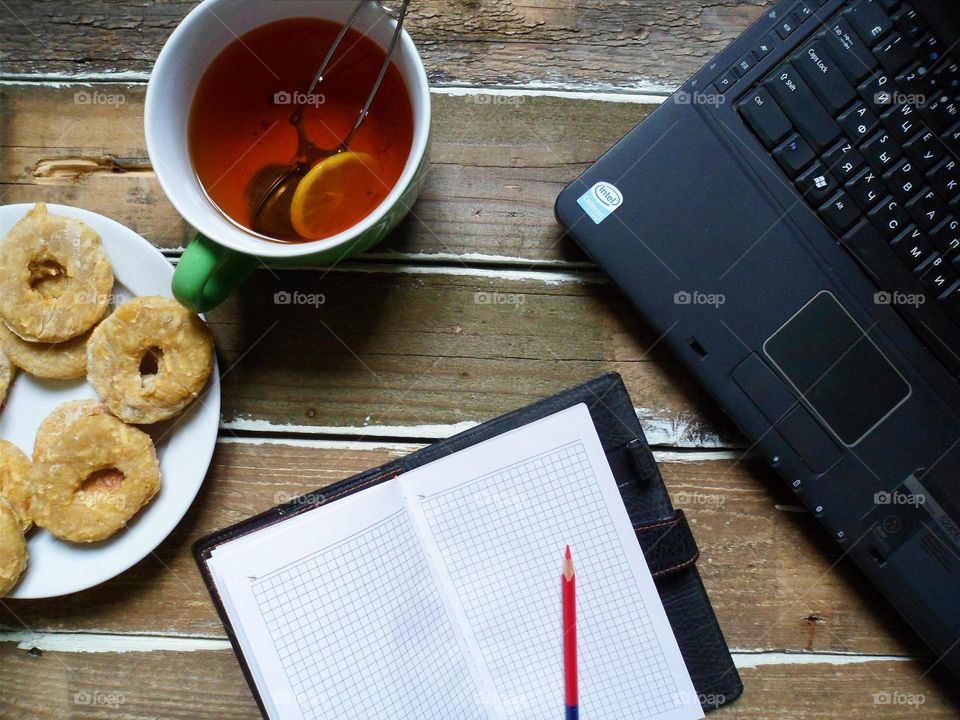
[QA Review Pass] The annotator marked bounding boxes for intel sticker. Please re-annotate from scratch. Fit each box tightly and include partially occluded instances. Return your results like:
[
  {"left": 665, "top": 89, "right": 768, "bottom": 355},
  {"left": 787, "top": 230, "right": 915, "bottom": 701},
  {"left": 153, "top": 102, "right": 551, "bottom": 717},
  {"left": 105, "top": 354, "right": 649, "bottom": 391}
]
[{"left": 577, "top": 182, "right": 623, "bottom": 224}]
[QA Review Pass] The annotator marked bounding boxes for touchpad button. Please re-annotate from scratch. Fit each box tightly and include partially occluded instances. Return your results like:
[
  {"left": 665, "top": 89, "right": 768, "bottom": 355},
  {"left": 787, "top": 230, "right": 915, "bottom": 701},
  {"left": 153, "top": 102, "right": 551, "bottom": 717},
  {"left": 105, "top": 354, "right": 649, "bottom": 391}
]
[{"left": 764, "top": 291, "right": 911, "bottom": 446}]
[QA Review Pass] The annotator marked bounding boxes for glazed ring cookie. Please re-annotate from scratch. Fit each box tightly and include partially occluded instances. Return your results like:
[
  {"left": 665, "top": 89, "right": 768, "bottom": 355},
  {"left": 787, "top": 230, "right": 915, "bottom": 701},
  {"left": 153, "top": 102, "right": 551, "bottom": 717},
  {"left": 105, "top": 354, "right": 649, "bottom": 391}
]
[
  {"left": 30, "top": 413, "right": 160, "bottom": 543},
  {"left": 0, "top": 321, "right": 91, "bottom": 380},
  {"left": 0, "top": 497, "right": 28, "bottom": 596},
  {"left": 0, "top": 441, "right": 33, "bottom": 532},
  {"left": 87, "top": 296, "right": 214, "bottom": 424},
  {"left": 32, "top": 399, "right": 110, "bottom": 462},
  {"left": 0, "top": 344, "right": 13, "bottom": 406},
  {"left": 0, "top": 203, "right": 113, "bottom": 343}
]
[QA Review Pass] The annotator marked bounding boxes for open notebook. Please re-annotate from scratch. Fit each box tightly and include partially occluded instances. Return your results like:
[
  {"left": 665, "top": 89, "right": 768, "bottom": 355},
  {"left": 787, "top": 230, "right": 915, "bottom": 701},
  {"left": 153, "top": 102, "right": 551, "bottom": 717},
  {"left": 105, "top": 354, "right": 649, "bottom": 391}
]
[{"left": 206, "top": 404, "right": 704, "bottom": 720}]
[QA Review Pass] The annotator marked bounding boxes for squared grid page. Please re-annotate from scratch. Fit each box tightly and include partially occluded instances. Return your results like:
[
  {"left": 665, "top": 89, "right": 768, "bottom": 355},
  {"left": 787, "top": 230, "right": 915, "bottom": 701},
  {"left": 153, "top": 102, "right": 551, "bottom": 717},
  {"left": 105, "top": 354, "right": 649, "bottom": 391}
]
[
  {"left": 401, "top": 404, "right": 703, "bottom": 720},
  {"left": 207, "top": 481, "right": 492, "bottom": 720}
]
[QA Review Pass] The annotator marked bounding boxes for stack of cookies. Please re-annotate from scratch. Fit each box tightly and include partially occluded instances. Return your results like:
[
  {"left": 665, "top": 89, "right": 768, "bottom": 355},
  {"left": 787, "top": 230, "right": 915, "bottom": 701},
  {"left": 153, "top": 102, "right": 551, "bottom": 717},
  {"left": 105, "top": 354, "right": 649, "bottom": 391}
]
[{"left": 0, "top": 203, "right": 216, "bottom": 596}]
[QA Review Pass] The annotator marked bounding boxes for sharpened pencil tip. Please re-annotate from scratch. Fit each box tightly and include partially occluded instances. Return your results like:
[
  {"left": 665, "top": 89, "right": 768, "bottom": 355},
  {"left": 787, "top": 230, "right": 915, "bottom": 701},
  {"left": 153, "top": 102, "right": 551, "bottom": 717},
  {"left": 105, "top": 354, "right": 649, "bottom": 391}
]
[{"left": 565, "top": 545, "right": 571, "bottom": 559}]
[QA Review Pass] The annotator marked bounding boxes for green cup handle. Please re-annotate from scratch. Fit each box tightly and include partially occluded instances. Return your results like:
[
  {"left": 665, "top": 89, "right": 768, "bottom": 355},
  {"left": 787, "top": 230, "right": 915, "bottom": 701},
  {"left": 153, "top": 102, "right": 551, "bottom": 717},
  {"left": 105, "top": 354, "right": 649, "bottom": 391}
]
[{"left": 172, "top": 234, "right": 258, "bottom": 312}]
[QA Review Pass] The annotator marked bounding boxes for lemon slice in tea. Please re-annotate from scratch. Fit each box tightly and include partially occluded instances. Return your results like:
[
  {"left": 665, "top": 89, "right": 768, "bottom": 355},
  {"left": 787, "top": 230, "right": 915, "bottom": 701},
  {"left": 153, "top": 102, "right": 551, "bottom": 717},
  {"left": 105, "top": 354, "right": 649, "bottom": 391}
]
[{"left": 290, "top": 151, "right": 383, "bottom": 240}]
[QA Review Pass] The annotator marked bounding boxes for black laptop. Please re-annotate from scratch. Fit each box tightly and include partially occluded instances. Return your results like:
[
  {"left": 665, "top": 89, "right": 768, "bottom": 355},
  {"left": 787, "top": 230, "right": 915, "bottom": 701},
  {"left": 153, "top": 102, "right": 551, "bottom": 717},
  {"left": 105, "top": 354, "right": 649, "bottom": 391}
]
[{"left": 555, "top": 0, "right": 960, "bottom": 678}]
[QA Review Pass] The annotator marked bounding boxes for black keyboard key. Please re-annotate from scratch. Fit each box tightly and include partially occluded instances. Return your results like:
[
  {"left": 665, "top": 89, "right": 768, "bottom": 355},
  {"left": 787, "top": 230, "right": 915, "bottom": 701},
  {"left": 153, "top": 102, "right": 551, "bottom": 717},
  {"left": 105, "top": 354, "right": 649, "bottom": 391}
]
[
  {"left": 927, "top": 159, "right": 960, "bottom": 202},
  {"left": 820, "top": 191, "right": 860, "bottom": 233},
  {"left": 777, "top": 12, "right": 801, "bottom": 39},
  {"left": 914, "top": 33, "right": 943, "bottom": 66},
  {"left": 906, "top": 188, "right": 949, "bottom": 230},
  {"left": 738, "top": 88, "right": 793, "bottom": 148},
  {"left": 892, "top": 5, "right": 925, "bottom": 42},
  {"left": 861, "top": 130, "right": 902, "bottom": 171},
  {"left": 880, "top": 102, "right": 920, "bottom": 142},
  {"left": 755, "top": 35, "right": 777, "bottom": 59},
  {"left": 797, "top": 162, "right": 837, "bottom": 201},
  {"left": 795, "top": 1, "right": 818, "bottom": 22},
  {"left": 733, "top": 52, "right": 756, "bottom": 78},
  {"left": 766, "top": 67, "right": 841, "bottom": 151},
  {"left": 838, "top": 101, "right": 879, "bottom": 143},
  {"left": 920, "top": 257, "right": 958, "bottom": 297},
  {"left": 903, "top": 130, "right": 940, "bottom": 171},
  {"left": 793, "top": 40, "right": 857, "bottom": 114},
  {"left": 874, "top": 33, "right": 916, "bottom": 75},
  {"left": 846, "top": 167, "right": 885, "bottom": 210},
  {"left": 869, "top": 195, "right": 911, "bottom": 237},
  {"left": 892, "top": 224, "right": 938, "bottom": 270},
  {"left": 883, "top": 159, "right": 924, "bottom": 202},
  {"left": 846, "top": 0, "right": 894, "bottom": 44},
  {"left": 822, "top": 17, "right": 880, "bottom": 83},
  {"left": 824, "top": 139, "right": 866, "bottom": 182},
  {"left": 896, "top": 62, "right": 933, "bottom": 98},
  {"left": 931, "top": 217, "right": 960, "bottom": 255},
  {"left": 921, "top": 93, "right": 960, "bottom": 135},
  {"left": 858, "top": 71, "right": 895, "bottom": 114},
  {"left": 943, "top": 121, "right": 960, "bottom": 154},
  {"left": 774, "top": 134, "right": 816, "bottom": 177},
  {"left": 713, "top": 69, "right": 738, "bottom": 94},
  {"left": 935, "top": 59, "right": 960, "bottom": 95}
]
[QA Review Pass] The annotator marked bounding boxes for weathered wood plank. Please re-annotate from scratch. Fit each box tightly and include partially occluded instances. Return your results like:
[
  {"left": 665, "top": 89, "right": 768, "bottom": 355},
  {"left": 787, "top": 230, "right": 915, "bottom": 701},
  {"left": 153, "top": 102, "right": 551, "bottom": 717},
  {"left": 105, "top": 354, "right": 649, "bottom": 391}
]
[
  {"left": 0, "top": 82, "right": 651, "bottom": 263},
  {"left": 2, "top": 643, "right": 955, "bottom": 719},
  {"left": 0, "top": 1, "right": 770, "bottom": 91},
  {"left": 0, "top": 441, "right": 927, "bottom": 657},
  {"left": 203, "top": 266, "right": 738, "bottom": 446}
]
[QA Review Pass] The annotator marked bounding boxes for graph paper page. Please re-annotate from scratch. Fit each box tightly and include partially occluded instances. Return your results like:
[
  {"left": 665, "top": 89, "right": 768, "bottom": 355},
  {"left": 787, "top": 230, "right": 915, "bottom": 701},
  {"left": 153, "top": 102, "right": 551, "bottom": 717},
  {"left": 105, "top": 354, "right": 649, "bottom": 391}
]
[
  {"left": 401, "top": 404, "right": 704, "bottom": 720},
  {"left": 207, "top": 480, "right": 494, "bottom": 720}
]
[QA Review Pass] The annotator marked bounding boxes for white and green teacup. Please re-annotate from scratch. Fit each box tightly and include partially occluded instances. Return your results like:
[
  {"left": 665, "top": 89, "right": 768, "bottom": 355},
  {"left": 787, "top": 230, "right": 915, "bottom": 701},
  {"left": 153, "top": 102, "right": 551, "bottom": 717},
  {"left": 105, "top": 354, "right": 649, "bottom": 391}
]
[{"left": 145, "top": 0, "right": 431, "bottom": 312}]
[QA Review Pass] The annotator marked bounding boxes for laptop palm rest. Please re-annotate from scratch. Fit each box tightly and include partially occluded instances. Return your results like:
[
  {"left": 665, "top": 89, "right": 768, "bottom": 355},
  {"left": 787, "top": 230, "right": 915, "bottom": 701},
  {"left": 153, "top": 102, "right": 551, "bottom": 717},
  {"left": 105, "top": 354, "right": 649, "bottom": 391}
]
[{"left": 763, "top": 291, "right": 912, "bottom": 447}]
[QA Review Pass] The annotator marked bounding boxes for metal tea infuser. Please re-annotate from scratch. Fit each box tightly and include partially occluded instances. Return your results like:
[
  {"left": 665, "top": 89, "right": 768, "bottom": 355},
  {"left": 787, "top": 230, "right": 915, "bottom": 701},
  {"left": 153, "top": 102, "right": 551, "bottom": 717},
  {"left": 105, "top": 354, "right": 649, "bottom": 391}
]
[{"left": 247, "top": 0, "right": 411, "bottom": 238}]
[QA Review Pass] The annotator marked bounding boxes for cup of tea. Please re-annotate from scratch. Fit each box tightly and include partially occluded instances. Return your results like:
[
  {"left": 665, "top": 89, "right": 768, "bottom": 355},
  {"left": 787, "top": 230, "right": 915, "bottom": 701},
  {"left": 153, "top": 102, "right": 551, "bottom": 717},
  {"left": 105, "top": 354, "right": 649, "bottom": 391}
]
[{"left": 145, "top": 0, "right": 431, "bottom": 311}]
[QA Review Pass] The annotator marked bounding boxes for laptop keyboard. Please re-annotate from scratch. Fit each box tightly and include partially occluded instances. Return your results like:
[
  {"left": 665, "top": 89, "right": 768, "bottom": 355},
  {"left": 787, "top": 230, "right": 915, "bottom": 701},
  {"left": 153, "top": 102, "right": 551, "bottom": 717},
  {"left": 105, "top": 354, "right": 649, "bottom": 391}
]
[{"left": 736, "top": 0, "right": 960, "bottom": 372}]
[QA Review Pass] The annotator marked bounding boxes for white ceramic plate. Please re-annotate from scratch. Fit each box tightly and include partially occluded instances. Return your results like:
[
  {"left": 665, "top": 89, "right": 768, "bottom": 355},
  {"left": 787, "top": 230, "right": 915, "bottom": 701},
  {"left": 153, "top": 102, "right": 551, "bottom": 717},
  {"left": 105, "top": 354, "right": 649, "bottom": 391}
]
[{"left": 0, "top": 203, "right": 221, "bottom": 599}]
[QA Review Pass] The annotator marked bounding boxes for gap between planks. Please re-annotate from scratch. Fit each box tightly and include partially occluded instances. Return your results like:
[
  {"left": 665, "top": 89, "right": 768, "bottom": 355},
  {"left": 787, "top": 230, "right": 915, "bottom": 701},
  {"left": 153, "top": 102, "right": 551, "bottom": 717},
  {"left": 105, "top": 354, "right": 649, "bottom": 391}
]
[
  {"left": 0, "top": 632, "right": 913, "bottom": 667},
  {"left": 0, "top": 75, "right": 674, "bottom": 102}
]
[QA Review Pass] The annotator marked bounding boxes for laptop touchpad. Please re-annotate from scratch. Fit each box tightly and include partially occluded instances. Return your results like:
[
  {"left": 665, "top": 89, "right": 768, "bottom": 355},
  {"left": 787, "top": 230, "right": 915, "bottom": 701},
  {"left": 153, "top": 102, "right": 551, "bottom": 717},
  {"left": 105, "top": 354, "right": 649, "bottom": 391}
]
[{"left": 764, "top": 291, "right": 911, "bottom": 447}]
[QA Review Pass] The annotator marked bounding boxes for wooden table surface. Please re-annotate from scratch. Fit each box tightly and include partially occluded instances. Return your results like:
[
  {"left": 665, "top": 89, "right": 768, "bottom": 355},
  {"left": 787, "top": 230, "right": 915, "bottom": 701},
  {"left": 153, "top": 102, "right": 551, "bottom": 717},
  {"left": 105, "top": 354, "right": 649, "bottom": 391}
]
[{"left": 1, "top": 2, "right": 958, "bottom": 718}]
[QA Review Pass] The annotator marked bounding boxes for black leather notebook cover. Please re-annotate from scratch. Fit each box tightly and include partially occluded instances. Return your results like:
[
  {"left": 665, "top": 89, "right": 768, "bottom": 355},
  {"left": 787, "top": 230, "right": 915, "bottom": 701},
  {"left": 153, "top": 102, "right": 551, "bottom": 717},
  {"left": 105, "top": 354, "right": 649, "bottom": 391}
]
[{"left": 195, "top": 372, "right": 743, "bottom": 716}]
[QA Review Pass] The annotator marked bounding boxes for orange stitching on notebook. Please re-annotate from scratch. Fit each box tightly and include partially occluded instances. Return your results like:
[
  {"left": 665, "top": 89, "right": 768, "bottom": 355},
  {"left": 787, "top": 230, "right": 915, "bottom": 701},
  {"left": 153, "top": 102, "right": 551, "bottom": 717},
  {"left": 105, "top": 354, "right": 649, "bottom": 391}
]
[
  {"left": 651, "top": 551, "right": 700, "bottom": 578},
  {"left": 634, "top": 513, "right": 684, "bottom": 532}
]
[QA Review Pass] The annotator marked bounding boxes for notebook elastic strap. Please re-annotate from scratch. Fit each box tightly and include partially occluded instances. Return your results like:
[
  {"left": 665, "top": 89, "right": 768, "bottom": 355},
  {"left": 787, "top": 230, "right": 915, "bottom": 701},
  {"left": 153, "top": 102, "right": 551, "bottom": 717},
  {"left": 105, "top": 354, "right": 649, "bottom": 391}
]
[{"left": 634, "top": 510, "right": 700, "bottom": 578}]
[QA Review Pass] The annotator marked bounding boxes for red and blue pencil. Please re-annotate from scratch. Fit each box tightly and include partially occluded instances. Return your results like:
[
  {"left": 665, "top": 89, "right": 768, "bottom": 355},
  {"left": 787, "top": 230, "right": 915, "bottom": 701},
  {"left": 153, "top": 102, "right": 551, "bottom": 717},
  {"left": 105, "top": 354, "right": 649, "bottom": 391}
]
[{"left": 563, "top": 545, "right": 578, "bottom": 720}]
